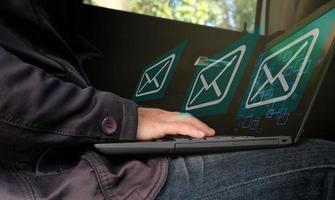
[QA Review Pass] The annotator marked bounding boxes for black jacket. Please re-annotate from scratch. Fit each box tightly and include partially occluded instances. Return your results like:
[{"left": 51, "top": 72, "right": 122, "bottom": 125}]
[{"left": 0, "top": 0, "right": 167, "bottom": 199}]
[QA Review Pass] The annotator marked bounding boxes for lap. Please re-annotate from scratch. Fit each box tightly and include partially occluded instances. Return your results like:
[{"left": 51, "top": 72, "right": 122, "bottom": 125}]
[{"left": 156, "top": 139, "right": 335, "bottom": 200}]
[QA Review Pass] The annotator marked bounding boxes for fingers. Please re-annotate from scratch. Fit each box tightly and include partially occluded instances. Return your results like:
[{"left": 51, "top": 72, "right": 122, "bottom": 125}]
[
  {"left": 171, "top": 112, "right": 215, "bottom": 136},
  {"left": 137, "top": 108, "right": 215, "bottom": 140},
  {"left": 165, "top": 121, "right": 214, "bottom": 138},
  {"left": 181, "top": 114, "right": 215, "bottom": 136}
]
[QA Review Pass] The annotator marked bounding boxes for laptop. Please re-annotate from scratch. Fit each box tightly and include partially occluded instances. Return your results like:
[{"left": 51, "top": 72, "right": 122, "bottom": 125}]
[{"left": 94, "top": 2, "right": 335, "bottom": 155}]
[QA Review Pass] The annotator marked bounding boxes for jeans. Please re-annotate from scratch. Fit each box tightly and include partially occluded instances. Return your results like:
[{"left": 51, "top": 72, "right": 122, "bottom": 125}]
[{"left": 156, "top": 139, "right": 335, "bottom": 200}]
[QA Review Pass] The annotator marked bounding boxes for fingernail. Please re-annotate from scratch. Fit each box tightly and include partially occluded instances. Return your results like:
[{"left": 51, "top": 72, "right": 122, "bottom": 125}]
[{"left": 210, "top": 128, "right": 215, "bottom": 134}]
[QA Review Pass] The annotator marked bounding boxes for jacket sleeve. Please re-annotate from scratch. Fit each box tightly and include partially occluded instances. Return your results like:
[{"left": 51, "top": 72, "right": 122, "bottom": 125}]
[{"left": 0, "top": 46, "right": 138, "bottom": 146}]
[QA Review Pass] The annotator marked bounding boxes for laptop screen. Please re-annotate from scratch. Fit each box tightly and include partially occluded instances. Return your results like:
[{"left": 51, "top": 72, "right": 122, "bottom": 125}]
[
  {"left": 224, "top": 5, "right": 335, "bottom": 140},
  {"left": 127, "top": 2, "right": 335, "bottom": 140}
]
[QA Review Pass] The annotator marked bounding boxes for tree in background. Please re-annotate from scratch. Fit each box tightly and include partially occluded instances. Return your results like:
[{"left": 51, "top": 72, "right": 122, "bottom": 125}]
[
  {"left": 83, "top": 0, "right": 91, "bottom": 5},
  {"left": 232, "top": 0, "right": 257, "bottom": 32},
  {"left": 129, "top": 0, "right": 257, "bottom": 32},
  {"left": 84, "top": 0, "right": 257, "bottom": 32}
]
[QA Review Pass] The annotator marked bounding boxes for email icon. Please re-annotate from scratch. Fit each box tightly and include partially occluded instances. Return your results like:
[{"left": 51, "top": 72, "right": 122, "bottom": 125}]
[
  {"left": 135, "top": 54, "right": 175, "bottom": 97},
  {"left": 133, "top": 41, "right": 187, "bottom": 102},
  {"left": 245, "top": 29, "right": 319, "bottom": 109},
  {"left": 185, "top": 45, "right": 246, "bottom": 111}
]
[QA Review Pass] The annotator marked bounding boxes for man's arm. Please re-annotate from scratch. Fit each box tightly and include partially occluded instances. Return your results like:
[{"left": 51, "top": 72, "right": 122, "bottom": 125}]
[
  {"left": 0, "top": 46, "right": 214, "bottom": 146},
  {"left": 0, "top": 46, "right": 139, "bottom": 145}
]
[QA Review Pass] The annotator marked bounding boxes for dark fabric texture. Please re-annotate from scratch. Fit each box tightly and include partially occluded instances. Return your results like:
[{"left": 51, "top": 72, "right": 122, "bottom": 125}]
[
  {"left": 0, "top": 45, "right": 138, "bottom": 145},
  {"left": 0, "top": 145, "right": 167, "bottom": 200},
  {"left": 0, "top": 0, "right": 139, "bottom": 144},
  {"left": 0, "top": 0, "right": 168, "bottom": 199}
]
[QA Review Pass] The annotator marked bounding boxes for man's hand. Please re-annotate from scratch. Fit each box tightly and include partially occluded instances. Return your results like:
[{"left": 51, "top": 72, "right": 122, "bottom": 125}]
[{"left": 136, "top": 107, "right": 215, "bottom": 140}]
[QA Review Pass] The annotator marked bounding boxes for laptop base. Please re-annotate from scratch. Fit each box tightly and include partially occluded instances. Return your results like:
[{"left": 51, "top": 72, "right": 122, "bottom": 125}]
[{"left": 94, "top": 136, "right": 292, "bottom": 155}]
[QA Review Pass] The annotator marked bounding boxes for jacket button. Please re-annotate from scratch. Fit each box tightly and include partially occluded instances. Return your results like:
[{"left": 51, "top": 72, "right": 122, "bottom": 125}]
[{"left": 101, "top": 116, "right": 118, "bottom": 135}]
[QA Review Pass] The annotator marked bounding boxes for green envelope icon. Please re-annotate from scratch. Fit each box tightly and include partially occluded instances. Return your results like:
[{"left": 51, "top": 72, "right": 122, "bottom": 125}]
[
  {"left": 185, "top": 45, "right": 246, "bottom": 111},
  {"left": 182, "top": 32, "right": 259, "bottom": 116},
  {"left": 133, "top": 41, "right": 186, "bottom": 102},
  {"left": 135, "top": 54, "right": 175, "bottom": 97},
  {"left": 237, "top": 7, "right": 335, "bottom": 119},
  {"left": 245, "top": 29, "right": 319, "bottom": 109}
]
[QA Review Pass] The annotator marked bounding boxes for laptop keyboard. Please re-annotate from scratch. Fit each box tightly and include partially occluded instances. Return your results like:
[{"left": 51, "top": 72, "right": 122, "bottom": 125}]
[{"left": 159, "top": 135, "right": 255, "bottom": 142}]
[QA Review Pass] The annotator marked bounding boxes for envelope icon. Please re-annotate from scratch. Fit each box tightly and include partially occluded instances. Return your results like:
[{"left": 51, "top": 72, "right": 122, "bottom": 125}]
[
  {"left": 135, "top": 54, "right": 175, "bottom": 97},
  {"left": 185, "top": 45, "right": 246, "bottom": 111},
  {"left": 245, "top": 29, "right": 319, "bottom": 109}
]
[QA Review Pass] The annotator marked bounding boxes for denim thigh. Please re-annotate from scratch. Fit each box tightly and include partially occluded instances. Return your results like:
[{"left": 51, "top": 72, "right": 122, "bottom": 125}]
[{"left": 156, "top": 139, "right": 335, "bottom": 200}]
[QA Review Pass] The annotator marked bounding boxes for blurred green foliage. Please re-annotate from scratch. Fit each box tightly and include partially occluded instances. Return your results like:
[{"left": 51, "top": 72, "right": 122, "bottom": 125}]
[
  {"left": 129, "top": 0, "right": 257, "bottom": 32},
  {"left": 84, "top": 0, "right": 257, "bottom": 32},
  {"left": 83, "top": 0, "right": 91, "bottom": 5}
]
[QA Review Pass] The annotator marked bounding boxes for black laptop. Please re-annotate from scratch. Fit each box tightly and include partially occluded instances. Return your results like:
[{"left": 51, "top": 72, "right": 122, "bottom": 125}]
[{"left": 94, "top": 2, "right": 335, "bottom": 155}]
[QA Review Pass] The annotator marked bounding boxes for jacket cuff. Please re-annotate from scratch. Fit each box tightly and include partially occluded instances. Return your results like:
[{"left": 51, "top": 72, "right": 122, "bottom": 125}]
[
  {"left": 98, "top": 92, "right": 138, "bottom": 141},
  {"left": 119, "top": 97, "right": 138, "bottom": 140}
]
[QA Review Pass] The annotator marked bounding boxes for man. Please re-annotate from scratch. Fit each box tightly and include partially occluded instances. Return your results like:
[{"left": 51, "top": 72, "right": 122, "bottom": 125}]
[{"left": 0, "top": 0, "right": 334, "bottom": 200}]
